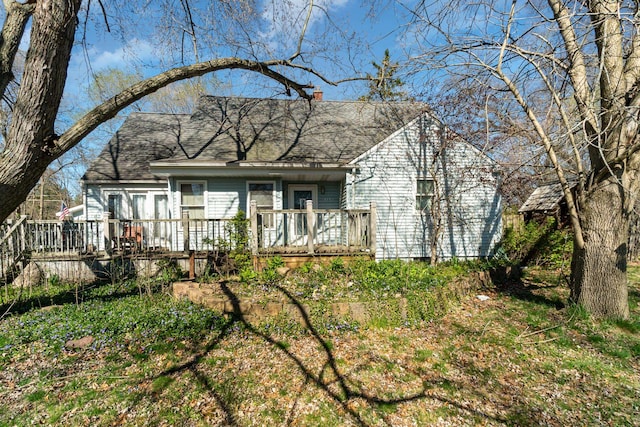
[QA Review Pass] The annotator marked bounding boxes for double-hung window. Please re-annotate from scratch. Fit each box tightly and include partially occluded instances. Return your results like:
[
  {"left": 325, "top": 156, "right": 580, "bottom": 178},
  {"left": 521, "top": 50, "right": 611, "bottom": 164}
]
[
  {"left": 248, "top": 182, "right": 275, "bottom": 228},
  {"left": 132, "top": 194, "right": 146, "bottom": 220},
  {"left": 416, "top": 178, "right": 434, "bottom": 212},
  {"left": 180, "top": 182, "right": 205, "bottom": 219},
  {"left": 107, "top": 194, "right": 122, "bottom": 219}
]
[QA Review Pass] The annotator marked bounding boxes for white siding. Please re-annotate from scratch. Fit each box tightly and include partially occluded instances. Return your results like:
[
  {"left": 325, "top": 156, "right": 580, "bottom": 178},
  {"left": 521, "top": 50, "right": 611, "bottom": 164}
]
[
  {"left": 347, "top": 115, "right": 502, "bottom": 261},
  {"left": 84, "top": 183, "right": 167, "bottom": 220},
  {"left": 209, "top": 178, "right": 244, "bottom": 218},
  {"left": 169, "top": 177, "right": 286, "bottom": 220}
]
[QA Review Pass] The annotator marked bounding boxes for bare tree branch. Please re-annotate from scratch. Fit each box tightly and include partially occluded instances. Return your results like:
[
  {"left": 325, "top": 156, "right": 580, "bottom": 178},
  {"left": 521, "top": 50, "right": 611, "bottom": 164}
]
[{"left": 55, "top": 57, "right": 320, "bottom": 156}]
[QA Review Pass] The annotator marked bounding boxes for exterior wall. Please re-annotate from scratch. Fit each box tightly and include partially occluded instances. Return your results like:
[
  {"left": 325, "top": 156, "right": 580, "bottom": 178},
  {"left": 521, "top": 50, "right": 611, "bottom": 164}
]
[
  {"left": 282, "top": 181, "right": 342, "bottom": 209},
  {"left": 346, "top": 114, "right": 502, "bottom": 261},
  {"left": 84, "top": 183, "right": 169, "bottom": 221},
  {"left": 169, "top": 177, "right": 288, "bottom": 220},
  {"left": 167, "top": 177, "right": 343, "bottom": 218}
]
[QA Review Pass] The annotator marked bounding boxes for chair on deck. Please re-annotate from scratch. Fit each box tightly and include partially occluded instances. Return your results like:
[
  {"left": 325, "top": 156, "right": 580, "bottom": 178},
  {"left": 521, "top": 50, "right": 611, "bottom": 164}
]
[{"left": 114, "top": 222, "right": 143, "bottom": 252}]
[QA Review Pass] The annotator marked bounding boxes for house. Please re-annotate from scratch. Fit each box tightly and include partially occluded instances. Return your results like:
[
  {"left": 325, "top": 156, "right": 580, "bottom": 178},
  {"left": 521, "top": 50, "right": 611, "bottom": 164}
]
[{"left": 81, "top": 94, "right": 502, "bottom": 261}]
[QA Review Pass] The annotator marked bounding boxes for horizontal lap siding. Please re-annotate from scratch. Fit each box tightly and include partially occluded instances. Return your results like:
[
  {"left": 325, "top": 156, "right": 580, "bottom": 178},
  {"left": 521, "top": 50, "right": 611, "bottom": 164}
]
[
  {"left": 208, "top": 178, "right": 245, "bottom": 219},
  {"left": 348, "top": 116, "right": 502, "bottom": 261},
  {"left": 85, "top": 185, "right": 103, "bottom": 220}
]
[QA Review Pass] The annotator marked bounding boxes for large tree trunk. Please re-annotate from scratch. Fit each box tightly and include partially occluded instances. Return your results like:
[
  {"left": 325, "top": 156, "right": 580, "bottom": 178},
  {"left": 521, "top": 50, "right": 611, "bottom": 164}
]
[
  {"left": 0, "top": 0, "right": 80, "bottom": 221},
  {"left": 570, "top": 177, "right": 630, "bottom": 318}
]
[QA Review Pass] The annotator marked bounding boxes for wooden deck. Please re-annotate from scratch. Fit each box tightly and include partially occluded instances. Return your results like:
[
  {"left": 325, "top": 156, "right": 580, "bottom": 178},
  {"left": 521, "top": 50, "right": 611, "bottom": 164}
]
[{"left": 1, "top": 203, "right": 376, "bottom": 282}]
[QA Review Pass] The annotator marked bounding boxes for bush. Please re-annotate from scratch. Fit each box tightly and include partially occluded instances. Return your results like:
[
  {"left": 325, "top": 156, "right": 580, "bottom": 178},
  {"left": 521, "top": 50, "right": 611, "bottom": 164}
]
[{"left": 497, "top": 217, "right": 572, "bottom": 268}]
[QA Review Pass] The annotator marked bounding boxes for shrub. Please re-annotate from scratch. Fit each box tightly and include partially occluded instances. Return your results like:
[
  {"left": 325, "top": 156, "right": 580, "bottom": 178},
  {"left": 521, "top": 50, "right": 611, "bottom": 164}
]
[{"left": 497, "top": 217, "right": 572, "bottom": 268}]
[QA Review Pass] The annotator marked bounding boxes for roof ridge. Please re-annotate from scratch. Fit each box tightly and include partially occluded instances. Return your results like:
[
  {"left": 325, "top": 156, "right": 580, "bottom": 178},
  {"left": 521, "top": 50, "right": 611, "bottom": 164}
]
[{"left": 196, "top": 94, "right": 427, "bottom": 106}]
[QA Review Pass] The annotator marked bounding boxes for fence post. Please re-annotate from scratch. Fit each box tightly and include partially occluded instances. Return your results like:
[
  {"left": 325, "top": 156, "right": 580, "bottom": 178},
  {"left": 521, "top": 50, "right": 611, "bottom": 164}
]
[
  {"left": 306, "top": 199, "right": 315, "bottom": 254},
  {"left": 102, "top": 212, "right": 112, "bottom": 255},
  {"left": 250, "top": 200, "right": 258, "bottom": 255},
  {"left": 182, "top": 212, "right": 190, "bottom": 254},
  {"left": 369, "top": 202, "right": 377, "bottom": 257}
]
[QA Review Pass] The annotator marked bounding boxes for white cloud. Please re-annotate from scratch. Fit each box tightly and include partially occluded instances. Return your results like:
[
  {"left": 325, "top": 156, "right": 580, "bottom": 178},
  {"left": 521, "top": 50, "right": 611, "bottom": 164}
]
[
  {"left": 260, "top": 0, "right": 351, "bottom": 47},
  {"left": 86, "top": 38, "right": 157, "bottom": 72}
]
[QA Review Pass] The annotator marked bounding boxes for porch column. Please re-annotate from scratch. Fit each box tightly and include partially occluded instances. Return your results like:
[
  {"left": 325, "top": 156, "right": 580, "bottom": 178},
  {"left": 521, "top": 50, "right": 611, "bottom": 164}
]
[
  {"left": 250, "top": 200, "right": 258, "bottom": 255},
  {"left": 306, "top": 199, "right": 315, "bottom": 254},
  {"left": 369, "top": 202, "right": 377, "bottom": 256}
]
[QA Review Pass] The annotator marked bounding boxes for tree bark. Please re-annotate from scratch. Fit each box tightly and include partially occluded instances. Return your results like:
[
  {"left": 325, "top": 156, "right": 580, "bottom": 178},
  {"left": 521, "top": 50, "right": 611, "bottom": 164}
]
[
  {"left": 0, "top": 0, "right": 80, "bottom": 220},
  {"left": 0, "top": 0, "right": 34, "bottom": 98},
  {"left": 570, "top": 176, "right": 630, "bottom": 318},
  {"left": 0, "top": 1, "right": 319, "bottom": 223}
]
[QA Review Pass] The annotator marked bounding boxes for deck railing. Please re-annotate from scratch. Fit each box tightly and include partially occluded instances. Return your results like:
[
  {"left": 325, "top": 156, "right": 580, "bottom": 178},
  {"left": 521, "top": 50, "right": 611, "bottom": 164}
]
[
  {"left": 1, "top": 203, "right": 376, "bottom": 259},
  {"left": 250, "top": 201, "right": 376, "bottom": 255},
  {"left": 0, "top": 215, "right": 29, "bottom": 278}
]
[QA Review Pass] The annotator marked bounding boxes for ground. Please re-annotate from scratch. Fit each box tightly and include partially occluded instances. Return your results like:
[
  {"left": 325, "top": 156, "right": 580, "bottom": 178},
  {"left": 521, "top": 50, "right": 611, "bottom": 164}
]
[{"left": 0, "top": 266, "right": 638, "bottom": 426}]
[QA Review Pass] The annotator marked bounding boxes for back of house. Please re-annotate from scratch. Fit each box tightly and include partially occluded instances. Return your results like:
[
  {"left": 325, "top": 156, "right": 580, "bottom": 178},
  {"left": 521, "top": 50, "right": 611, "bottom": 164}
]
[{"left": 81, "top": 95, "right": 502, "bottom": 261}]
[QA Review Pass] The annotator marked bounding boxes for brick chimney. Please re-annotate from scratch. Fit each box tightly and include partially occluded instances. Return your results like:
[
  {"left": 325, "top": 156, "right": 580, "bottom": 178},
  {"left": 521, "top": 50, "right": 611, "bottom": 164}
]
[{"left": 313, "top": 86, "right": 323, "bottom": 101}]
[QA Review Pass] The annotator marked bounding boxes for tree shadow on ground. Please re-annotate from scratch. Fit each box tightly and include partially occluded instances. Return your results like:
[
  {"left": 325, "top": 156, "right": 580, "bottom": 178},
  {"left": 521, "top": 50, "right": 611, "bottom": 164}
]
[
  {"left": 0, "top": 276, "right": 163, "bottom": 318},
  {"left": 132, "top": 282, "right": 558, "bottom": 426},
  {"left": 491, "top": 268, "right": 566, "bottom": 310}
]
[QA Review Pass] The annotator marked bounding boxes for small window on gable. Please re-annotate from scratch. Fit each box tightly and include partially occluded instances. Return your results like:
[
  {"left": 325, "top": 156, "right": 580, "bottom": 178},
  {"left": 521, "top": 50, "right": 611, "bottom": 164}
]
[
  {"left": 180, "top": 182, "right": 205, "bottom": 219},
  {"left": 416, "top": 178, "right": 434, "bottom": 212}
]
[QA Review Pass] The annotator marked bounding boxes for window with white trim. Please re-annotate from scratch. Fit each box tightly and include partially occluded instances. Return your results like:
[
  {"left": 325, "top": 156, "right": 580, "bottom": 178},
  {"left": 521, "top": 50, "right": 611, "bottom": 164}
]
[
  {"left": 107, "top": 194, "right": 122, "bottom": 219},
  {"left": 416, "top": 178, "right": 434, "bottom": 212},
  {"left": 179, "top": 182, "right": 205, "bottom": 219},
  {"left": 132, "top": 194, "right": 146, "bottom": 219},
  {"left": 248, "top": 182, "right": 275, "bottom": 228}
]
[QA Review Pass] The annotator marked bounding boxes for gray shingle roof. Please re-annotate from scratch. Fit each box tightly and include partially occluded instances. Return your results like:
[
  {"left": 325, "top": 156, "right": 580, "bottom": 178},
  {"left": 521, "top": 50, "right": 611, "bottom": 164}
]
[
  {"left": 518, "top": 181, "right": 577, "bottom": 213},
  {"left": 177, "top": 96, "right": 425, "bottom": 163},
  {"left": 82, "top": 112, "right": 189, "bottom": 181},
  {"left": 83, "top": 96, "right": 428, "bottom": 181}
]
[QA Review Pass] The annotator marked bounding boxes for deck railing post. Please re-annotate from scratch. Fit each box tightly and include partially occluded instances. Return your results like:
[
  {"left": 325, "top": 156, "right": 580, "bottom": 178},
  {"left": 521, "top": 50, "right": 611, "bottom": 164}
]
[
  {"left": 369, "top": 202, "right": 377, "bottom": 256},
  {"left": 19, "top": 215, "right": 27, "bottom": 253},
  {"left": 182, "top": 212, "right": 190, "bottom": 254},
  {"left": 306, "top": 199, "right": 315, "bottom": 254},
  {"left": 250, "top": 200, "right": 258, "bottom": 255},
  {"left": 102, "top": 212, "right": 112, "bottom": 255}
]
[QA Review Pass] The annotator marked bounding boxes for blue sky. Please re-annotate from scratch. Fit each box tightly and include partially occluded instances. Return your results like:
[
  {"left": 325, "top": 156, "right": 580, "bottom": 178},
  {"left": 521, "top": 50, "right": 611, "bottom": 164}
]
[
  {"left": 5, "top": 1, "right": 418, "bottom": 198},
  {"left": 57, "top": 0, "right": 414, "bottom": 104}
]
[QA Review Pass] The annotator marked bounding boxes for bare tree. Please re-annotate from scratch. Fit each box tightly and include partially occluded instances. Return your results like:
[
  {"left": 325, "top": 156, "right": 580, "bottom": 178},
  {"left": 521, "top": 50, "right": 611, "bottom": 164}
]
[
  {"left": 0, "top": 0, "right": 340, "bottom": 223},
  {"left": 405, "top": 0, "right": 640, "bottom": 318}
]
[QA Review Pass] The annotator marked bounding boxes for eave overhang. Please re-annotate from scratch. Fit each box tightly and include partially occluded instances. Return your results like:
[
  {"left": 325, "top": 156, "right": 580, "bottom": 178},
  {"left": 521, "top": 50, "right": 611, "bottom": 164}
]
[{"left": 149, "top": 161, "right": 357, "bottom": 181}]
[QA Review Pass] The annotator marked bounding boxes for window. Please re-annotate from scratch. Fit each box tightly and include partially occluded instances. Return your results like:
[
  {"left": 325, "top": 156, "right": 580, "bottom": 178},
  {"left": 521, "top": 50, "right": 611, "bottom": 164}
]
[
  {"left": 132, "top": 194, "right": 146, "bottom": 219},
  {"left": 107, "top": 194, "right": 122, "bottom": 219},
  {"left": 249, "top": 182, "right": 275, "bottom": 228},
  {"left": 416, "top": 178, "right": 434, "bottom": 212},
  {"left": 180, "top": 182, "right": 205, "bottom": 219}
]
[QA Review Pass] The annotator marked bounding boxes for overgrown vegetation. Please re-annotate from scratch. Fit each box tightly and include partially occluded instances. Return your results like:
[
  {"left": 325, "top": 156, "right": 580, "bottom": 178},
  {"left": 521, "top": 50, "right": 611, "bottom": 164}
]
[
  {"left": 0, "top": 262, "right": 637, "bottom": 425},
  {"left": 496, "top": 217, "right": 573, "bottom": 268},
  {"left": 203, "top": 211, "right": 253, "bottom": 278},
  {"left": 0, "top": 279, "right": 222, "bottom": 359}
]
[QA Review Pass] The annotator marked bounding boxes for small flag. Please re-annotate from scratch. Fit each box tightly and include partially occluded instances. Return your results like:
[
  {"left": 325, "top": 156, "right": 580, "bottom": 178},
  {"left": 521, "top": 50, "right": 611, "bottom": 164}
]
[{"left": 56, "top": 202, "right": 70, "bottom": 220}]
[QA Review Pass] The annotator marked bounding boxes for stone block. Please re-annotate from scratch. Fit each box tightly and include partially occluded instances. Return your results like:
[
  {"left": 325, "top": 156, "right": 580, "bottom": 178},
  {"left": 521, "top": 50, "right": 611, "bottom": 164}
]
[
  {"left": 172, "top": 282, "right": 191, "bottom": 298},
  {"left": 349, "top": 302, "right": 369, "bottom": 323},
  {"left": 330, "top": 302, "right": 350, "bottom": 317}
]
